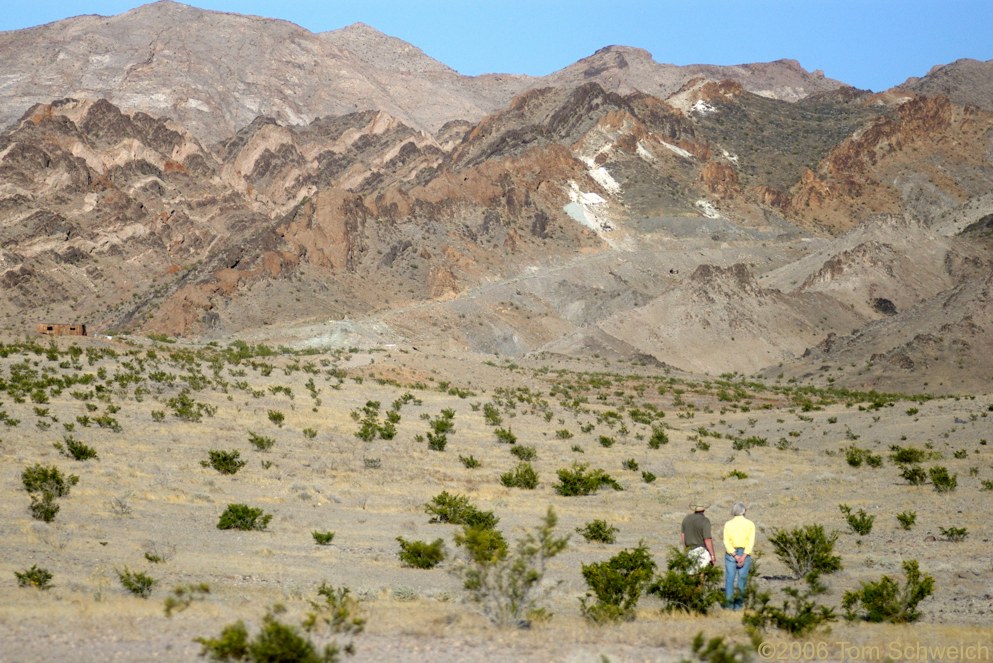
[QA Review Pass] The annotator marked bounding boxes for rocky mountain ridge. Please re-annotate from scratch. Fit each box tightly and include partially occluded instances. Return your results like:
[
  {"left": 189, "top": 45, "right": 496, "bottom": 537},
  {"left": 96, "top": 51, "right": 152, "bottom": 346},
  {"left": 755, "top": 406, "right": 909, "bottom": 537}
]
[{"left": 1, "top": 3, "right": 992, "bottom": 394}]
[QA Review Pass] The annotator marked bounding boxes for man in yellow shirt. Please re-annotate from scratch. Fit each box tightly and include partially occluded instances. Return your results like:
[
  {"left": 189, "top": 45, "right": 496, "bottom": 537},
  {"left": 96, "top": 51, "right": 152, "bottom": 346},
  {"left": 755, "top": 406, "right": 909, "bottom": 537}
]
[{"left": 722, "top": 501, "right": 755, "bottom": 610}]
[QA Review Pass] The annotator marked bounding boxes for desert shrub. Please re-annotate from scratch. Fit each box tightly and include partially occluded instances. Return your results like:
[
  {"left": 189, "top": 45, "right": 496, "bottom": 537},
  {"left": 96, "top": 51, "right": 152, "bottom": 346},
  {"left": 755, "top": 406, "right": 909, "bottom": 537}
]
[
  {"left": 248, "top": 431, "right": 275, "bottom": 451},
  {"left": 554, "top": 462, "right": 622, "bottom": 496},
  {"left": 939, "top": 526, "right": 968, "bottom": 542},
  {"left": 303, "top": 428, "right": 317, "bottom": 439},
  {"left": 29, "top": 492, "right": 61, "bottom": 522},
  {"left": 509, "top": 444, "right": 536, "bottom": 461},
  {"left": 201, "top": 449, "right": 247, "bottom": 474},
  {"left": 767, "top": 525, "right": 842, "bottom": 579},
  {"left": 896, "top": 511, "right": 916, "bottom": 530},
  {"left": 680, "top": 632, "right": 753, "bottom": 663},
  {"left": 899, "top": 464, "right": 927, "bottom": 485},
  {"left": 889, "top": 445, "right": 935, "bottom": 464},
  {"left": 928, "top": 466, "right": 957, "bottom": 492},
  {"left": 494, "top": 427, "right": 517, "bottom": 444},
  {"left": 621, "top": 458, "right": 639, "bottom": 471},
  {"left": 197, "top": 583, "right": 364, "bottom": 662},
  {"left": 117, "top": 567, "right": 156, "bottom": 598},
  {"left": 459, "top": 454, "right": 481, "bottom": 469},
  {"left": 396, "top": 537, "right": 446, "bottom": 569},
  {"left": 426, "top": 408, "right": 455, "bottom": 451},
  {"left": 54, "top": 434, "right": 98, "bottom": 461},
  {"left": 167, "top": 389, "right": 216, "bottom": 422},
  {"left": 648, "top": 547, "right": 724, "bottom": 615},
  {"left": 724, "top": 469, "right": 748, "bottom": 480},
  {"left": 844, "top": 445, "right": 882, "bottom": 468},
  {"left": 839, "top": 505, "right": 874, "bottom": 535},
  {"left": 482, "top": 403, "right": 502, "bottom": 426},
  {"left": 425, "top": 491, "right": 498, "bottom": 530},
  {"left": 455, "top": 525, "right": 508, "bottom": 564},
  {"left": 577, "top": 519, "right": 618, "bottom": 544},
  {"left": 580, "top": 543, "right": 657, "bottom": 622},
  {"left": 555, "top": 428, "right": 573, "bottom": 440},
  {"left": 500, "top": 462, "right": 539, "bottom": 489},
  {"left": 217, "top": 503, "right": 272, "bottom": 531},
  {"left": 648, "top": 428, "right": 669, "bottom": 449},
  {"left": 732, "top": 435, "right": 767, "bottom": 451},
  {"left": 743, "top": 572, "right": 836, "bottom": 637},
  {"left": 982, "top": 479, "right": 993, "bottom": 491},
  {"left": 451, "top": 506, "right": 568, "bottom": 627},
  {"left": 15, "top": 565, "right": 53, "bottom": 589},
  {"left": 642, "top": 470, "right": 658, "bottom": 483},
  {"left": 267, "top": 409, "right": 285, "bottom": 427},
  {"left": 22, "top": 463, "right": 78, "bottom": 497},
  {"left": 598, "top": 435, "right": 615, "bottom": 448},
  {"left": 312, "top": 531, "right": 336, "bottom": 545},
  {"left": 842, "top": 560, "right": 934, "bottom": 623},
  {"left": 164, "top": 582, "right": 210, "bottom": 617}
]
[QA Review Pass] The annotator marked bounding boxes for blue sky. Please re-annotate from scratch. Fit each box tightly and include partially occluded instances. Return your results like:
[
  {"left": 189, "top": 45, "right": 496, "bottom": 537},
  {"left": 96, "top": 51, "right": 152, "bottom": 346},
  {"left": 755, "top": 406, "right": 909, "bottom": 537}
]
[{"left": 3, "top": 1, "right": 992, "bottom": 92}]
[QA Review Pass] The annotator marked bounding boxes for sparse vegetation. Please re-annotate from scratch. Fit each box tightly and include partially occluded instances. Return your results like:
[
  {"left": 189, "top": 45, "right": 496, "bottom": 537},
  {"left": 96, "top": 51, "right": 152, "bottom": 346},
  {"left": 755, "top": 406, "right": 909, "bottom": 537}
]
[
  {"left": 576, "top": 519, "right": 619, "bottom": 544},
  {"left": 15, "top": 565, "right": 53, "bottom": 590},
  {"left": 217, "top": 503, "right": 272, "bottom": 531},
  {"left": 580, "top": 543, "right": 656, "bottom": 622},
  {"left": 396, "top": 537, "right": 446, "bottom": 569},
  {"left": 842, "top": 560, "right": 934, "bottom": 623},
  {"left": 767, "top": 524, "right": 842, "bottom": 579},
  {"left": 554, "top": 462, "right": 622, "bottom": 496}
]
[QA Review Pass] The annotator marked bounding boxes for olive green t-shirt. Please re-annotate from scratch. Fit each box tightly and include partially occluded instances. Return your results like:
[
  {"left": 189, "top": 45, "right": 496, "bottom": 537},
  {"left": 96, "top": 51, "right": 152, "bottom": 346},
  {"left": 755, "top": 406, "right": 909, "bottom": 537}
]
[{"left": 681, "top": 511, "right": 712, "bottom": 548}]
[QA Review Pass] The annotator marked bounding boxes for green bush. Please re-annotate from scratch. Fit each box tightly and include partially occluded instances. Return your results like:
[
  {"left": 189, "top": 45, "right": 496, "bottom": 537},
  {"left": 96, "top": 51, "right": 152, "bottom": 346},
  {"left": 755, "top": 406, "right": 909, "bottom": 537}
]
[
  {"left": 844, "top": 445, "right": 881, "bottom": 468},
  {"left": 648, "top": 547, "right": 724, "bottom": 615},
  {"left": 452, "top": 507, "right": 568, "bottom": 627},
  {"left": 939, "top": 526, "right": 968, "bottom": 542},
  {"left": 743, "top": 572, "right": 836, "bottom": 637},
  {"left": 889, "top": 445, "right": 936, "bottom": 464},
  {"left": 500, "top": 462, "right": 539, "bottom": 489},
  {"left": 641, "top": 471, "right": 657, "bottom": 483},
  {"left": 896, "top": 511, "right": 917, "bottom": 530},
  {"left": 54, "top": 434, "right": 98, "bottom": 461},
  {"left": 15, "top": 565, "right": 53, "bottom": 589},
  {"left": 396, "top": 537, "right": 446, "bottom": 569},
  {"left": 201, "top": 449, "right": 247, "bottom": 474},
  {"left": 22, "top": 463, "right": 78, "bottom": 497},
  {"left": 455, "top": 525, "right": 508, "bottom": 565},
  {"left": 679, "top": 632, "right": 753, "bottom": 663},
  {"left": 598, "top": 435, "right": 615, "bottom": 448},
  {"left": 621, "top": 458, "right": 639, "bottom": 471},
  {"left": 117, "top": 567, "right": 156, "bottom": 598},
  {"left": 425, "top": 491, "right": 498, "bottom": 530},
  {"left": 494, "top": 427, "right": 517, "bottom": 444},
  {"left": 929, "top": 466, "right": 957, "bottom": 492},
  {"left": 248, "top": 431, "right": 276, "bottom": 451},
  {"left": 577, "top": 519, "right": 619, "bottom": 544},
  {"left": 648, "top": 428, "right": 669, "bottom": 449},
  {"left": 459, "top": 454, "right": 481, "bottom": 469},
  {"left": 164, "top": 583, "right": 211, "bottom": 617},
  {"left": 839, "top": 504, "right": 874, "bottom": 535},
  {"left": 312, "top": 530, "right": 336, "bottom": 546},
  {"left": 197, "top": 582, "right": 364, "bottom": 662},
  {"left": 842, "top": 560, "right": 934, "bottom": 623},
  {"left": 509, "top": 445, "right": 536, "bottom": 461},
  {"left": 217, "top": 503, "right": 272, "bottom": 531},
  {"left": 580, "top": 543, "right": 657, "bottom": 622},
  {"left": 899, "top": 464, "right": 927, "bottom": 485},
  {"left": 29, "top": 491, "right": 60, "bottom": 522},
  {"left": 767, "top": 525, "right": 841, "bottom": 579},
  {"left": 554, "top": 462, "right": 622, "bottom": 496}
]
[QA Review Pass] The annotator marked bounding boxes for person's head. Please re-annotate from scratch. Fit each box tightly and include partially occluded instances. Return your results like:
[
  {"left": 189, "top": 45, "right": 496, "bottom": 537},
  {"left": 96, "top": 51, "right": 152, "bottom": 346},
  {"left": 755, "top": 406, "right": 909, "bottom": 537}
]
[
  {"left": 731, "top": 502, "right": 747, "bottom": 517},
  {"left": 690, "top": 502, "right": 708, "bottom": 513}
]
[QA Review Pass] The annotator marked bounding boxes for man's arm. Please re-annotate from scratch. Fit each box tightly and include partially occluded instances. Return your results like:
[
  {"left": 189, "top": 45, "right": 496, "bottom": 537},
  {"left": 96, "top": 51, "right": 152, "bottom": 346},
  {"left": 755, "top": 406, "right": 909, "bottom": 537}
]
[
  {"left": 704, "top": 537, "right": 716, "bottom": 565},
  {"left": 680, "top": 532, "right": 686, "bottom": 547}
]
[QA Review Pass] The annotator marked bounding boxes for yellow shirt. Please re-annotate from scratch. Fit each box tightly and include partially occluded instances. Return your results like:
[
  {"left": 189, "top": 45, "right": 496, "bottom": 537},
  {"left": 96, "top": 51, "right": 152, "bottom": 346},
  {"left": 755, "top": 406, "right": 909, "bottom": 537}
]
[{"left": 723, "top": 515, "right": 755, "bottom": 556}]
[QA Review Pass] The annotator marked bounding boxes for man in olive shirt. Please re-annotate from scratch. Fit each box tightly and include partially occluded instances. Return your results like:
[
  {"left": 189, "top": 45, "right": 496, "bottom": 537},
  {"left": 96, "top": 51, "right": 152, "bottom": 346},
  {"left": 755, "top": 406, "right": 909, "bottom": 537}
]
[{"left": 680, "top": 502, "right": 716, "bottom": 571}]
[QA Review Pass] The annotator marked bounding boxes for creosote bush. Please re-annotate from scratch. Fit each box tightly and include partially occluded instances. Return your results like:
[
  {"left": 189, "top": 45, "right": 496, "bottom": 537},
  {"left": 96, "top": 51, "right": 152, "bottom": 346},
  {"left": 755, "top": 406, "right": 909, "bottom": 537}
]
[
  {"left": 217, "top": 503, "right": 272, "bottom": 531},
  {"left": 312, "top": 530, "right": 336, "bottom": 545},
  {"left": 425, "top": 491, "right": 498, "bottom": 530},
  {"left": 896, "top": 511, "right": 917, "bottom": 530},
  {"left": 117, "top": 567, "right": 156, "bottom": 598},
  {"left": 451, "top": 506, "right": 568, "bottom": 628},
  {"left": 680, "top": 632, "right": 753, "bottom": 663},
  {"left": 500, "top": 462, "right": 539, "bottom": 489},
  {"left": 767, "top": 524, "right": 841, "bottom": 579},
  {"left": 22, "top": 463, "right": 78, "bottom": 497},
  {"left": 580, "top": 543, "right": 656, "bottom": 623},
  {"left": 164, "top": 582, "right": 210, "bottom": 617},
  {"left": 396, "top": 537, "right": 446, "bottom": 569},
  {"left": 744, "top": 572, "right": 836, "bottom": 637},
  {"left": 196, "top": 582, "right": 364, "bottom": 662},
  {"left": 554, "top": 462, "right": 622, "bottom": 496},
  {"left": 928, "top": 466, "right": 957, "bottom": 492},
  {"left": 54, "top": 434, "right": 98, "bottom": 461},
  {"left": 842, "top": 560, "right": 934, "bottom": 623},
  {"left": 201, "top": 449, "right": 247, "bottom": 475},
  {"left": 15, "top": 565, "right": 53, "bottom": 590},
  {"left": 576, "top": 519, "right": 619, "bottom": 544},
  {"left": 839, "top": 504, "right": 874, "bottom": 536},
  {"left": 648, "top": 547, "right": 724, "bottom": 615}
]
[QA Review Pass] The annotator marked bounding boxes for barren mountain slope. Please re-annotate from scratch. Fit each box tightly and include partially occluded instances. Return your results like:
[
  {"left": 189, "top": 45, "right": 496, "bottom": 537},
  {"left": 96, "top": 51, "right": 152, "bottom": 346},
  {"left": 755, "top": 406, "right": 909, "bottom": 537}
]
[{"left": 899, "top": 58, "right": 993, "bottom": 112}]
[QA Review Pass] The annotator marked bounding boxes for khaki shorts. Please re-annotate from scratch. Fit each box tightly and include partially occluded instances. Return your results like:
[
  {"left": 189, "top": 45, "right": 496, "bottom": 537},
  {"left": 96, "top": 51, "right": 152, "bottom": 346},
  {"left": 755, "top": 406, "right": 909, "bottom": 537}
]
[{"left": 687, "top": 546, "right": 710, "bottom": 571}]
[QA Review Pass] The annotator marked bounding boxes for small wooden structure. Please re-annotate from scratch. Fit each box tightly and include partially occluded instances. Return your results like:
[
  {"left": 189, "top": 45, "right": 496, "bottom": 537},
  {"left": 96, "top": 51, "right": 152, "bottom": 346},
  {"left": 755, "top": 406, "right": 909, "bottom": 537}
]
[{"left": 36, "top": 323, "right": 87, "bottom": 336}]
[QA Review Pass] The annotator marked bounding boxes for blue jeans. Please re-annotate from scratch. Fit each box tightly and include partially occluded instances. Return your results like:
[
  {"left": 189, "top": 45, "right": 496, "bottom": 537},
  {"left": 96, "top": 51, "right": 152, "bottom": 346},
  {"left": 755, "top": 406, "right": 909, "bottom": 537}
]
[{"left": 725, "top": 548, "right": 751, "bottom": 609}]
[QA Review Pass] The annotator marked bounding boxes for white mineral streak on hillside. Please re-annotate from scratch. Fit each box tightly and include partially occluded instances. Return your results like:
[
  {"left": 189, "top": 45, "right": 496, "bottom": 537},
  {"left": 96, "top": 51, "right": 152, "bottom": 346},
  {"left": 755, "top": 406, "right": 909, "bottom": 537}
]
[
  {"left": 661, "top": 141, "right": 693, "bottom": 159},
  {"left": 695, "top": 200, "right": 722, "bottom": 219},
  {"left": 636, "top": 142, "right": 655, "bottom": 161}
]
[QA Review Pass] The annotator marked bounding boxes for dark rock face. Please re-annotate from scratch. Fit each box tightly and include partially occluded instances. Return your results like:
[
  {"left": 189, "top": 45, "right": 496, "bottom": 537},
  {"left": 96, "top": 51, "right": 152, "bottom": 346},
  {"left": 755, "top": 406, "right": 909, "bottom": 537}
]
[{"left": 872, "top": 298, "right": 898, "bottom": 316}]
